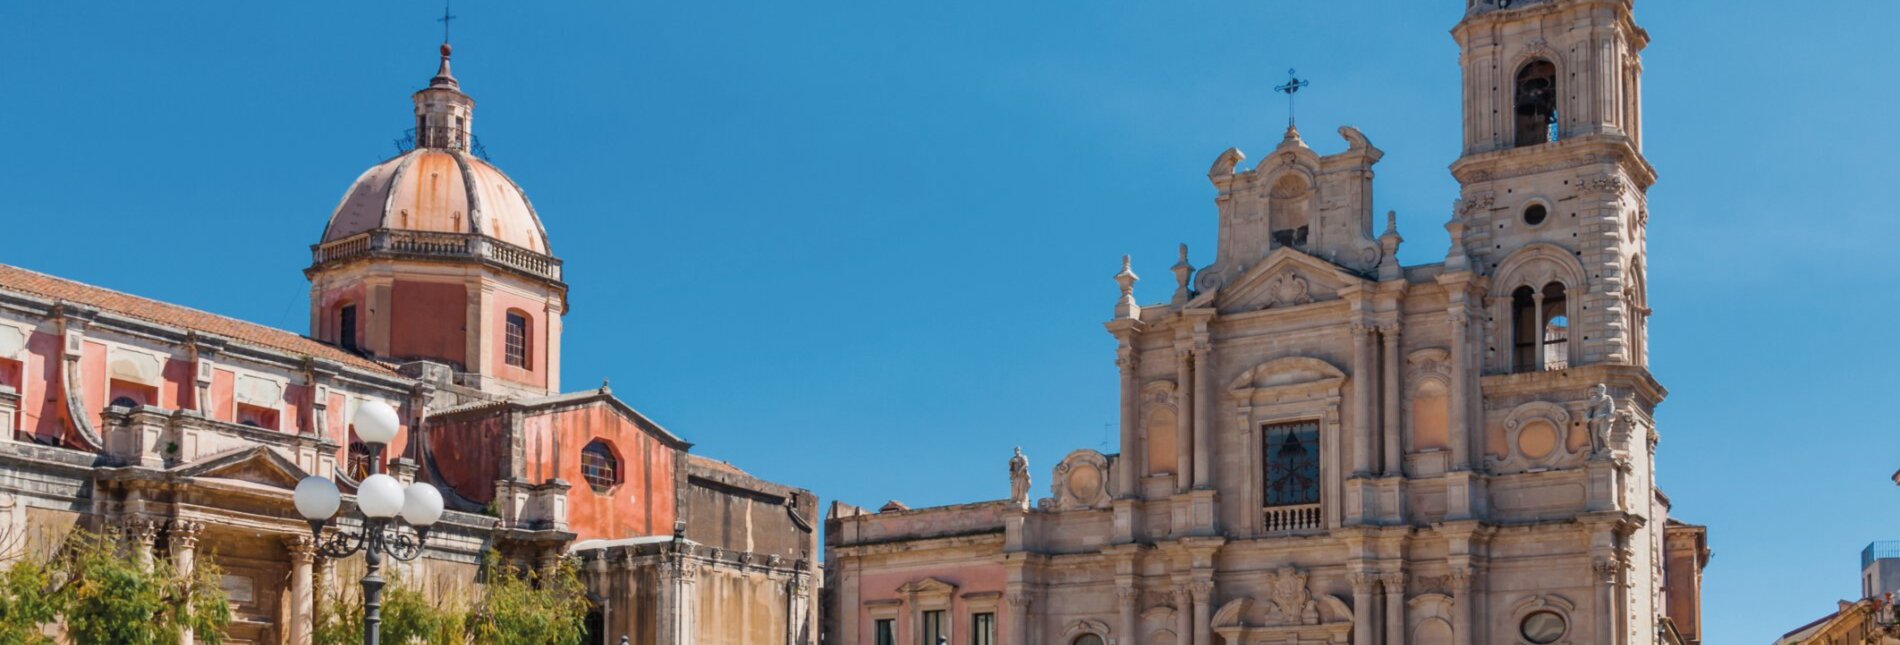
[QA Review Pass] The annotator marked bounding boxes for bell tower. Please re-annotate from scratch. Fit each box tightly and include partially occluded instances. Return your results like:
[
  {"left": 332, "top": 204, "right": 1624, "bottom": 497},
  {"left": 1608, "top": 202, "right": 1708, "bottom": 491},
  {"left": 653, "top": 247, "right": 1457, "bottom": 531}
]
[{"left": 1450, "top": 0, "right": 1654, "bottom": 373}]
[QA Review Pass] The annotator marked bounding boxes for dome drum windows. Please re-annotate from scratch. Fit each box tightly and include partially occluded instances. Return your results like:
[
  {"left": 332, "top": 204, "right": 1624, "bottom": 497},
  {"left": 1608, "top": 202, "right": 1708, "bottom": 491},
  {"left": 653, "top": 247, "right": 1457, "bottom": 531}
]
[
  {"left": 504, "top": 310, "right": 531, "bottom": 369},
  {"left": 580, "top": 440, "right": 621, "bottom": 493}
]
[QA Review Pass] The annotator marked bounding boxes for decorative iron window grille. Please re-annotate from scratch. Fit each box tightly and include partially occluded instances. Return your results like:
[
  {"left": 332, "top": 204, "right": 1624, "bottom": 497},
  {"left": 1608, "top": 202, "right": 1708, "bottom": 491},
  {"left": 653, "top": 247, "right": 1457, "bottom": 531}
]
[{"left": 1263, "top": 421, "right": 1321, "bottom": 507}]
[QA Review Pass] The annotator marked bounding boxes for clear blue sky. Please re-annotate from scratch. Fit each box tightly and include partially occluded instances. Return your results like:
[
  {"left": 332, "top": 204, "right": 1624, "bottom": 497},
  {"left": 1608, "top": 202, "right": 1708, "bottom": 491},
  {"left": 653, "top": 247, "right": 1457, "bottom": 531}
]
[{"left": 2, "top": 2, "right": 1894, "bottom": 641}]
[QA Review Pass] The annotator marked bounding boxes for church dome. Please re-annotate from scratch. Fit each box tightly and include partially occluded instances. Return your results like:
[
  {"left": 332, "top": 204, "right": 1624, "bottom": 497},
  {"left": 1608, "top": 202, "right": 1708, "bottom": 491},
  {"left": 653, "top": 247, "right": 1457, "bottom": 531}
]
[{"left": 322, "top": 148, "right": 550, "bottom": 254}]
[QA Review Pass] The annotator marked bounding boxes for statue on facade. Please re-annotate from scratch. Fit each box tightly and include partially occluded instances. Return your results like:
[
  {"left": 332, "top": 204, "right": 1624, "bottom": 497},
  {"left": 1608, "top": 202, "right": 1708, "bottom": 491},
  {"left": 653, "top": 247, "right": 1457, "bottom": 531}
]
[
  {"left": 1009, "top": 447, "right": 1031, "bottom": 509},
  {"left": 1587, "top": 383, "right": 1615, "bottom": 457}
]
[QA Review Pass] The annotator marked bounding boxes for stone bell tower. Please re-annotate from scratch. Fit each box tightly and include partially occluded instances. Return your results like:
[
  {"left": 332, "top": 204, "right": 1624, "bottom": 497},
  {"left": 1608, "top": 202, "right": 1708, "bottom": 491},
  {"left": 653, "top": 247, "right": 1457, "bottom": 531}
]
[{"left": 1450, "top": 0, "right": 1654, "bottom": 373}]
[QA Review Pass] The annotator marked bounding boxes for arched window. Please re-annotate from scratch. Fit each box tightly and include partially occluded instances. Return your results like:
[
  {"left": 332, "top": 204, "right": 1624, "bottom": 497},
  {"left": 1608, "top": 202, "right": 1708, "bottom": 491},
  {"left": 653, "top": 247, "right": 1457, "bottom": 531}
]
[
  {"left": 1541, "top": 282, "right": 1569, "bottom": 370},
  {"left": 1514, "top": 60, "right": 1559, "bottom": 147},
  {"left": 347, "top": 440, "right": 372, "bottom": 481},
  {"left": 110, "top": 396, "right": 140, "bottom": 409},
  {"left": 1072, "top": 635, "right": 1105, "bottom": 645},
  {"left": 504, "top": 310, "right": 531, "bottom": 369},
  {"left": 1511, "top": 283, "right": 1569, "bottom": 372},
  {"left": 1269, "top": 174, "right": 1311, "bottom": 249},
  {"left": 580, "top": 440, "right": 620, "bottom": 493}
]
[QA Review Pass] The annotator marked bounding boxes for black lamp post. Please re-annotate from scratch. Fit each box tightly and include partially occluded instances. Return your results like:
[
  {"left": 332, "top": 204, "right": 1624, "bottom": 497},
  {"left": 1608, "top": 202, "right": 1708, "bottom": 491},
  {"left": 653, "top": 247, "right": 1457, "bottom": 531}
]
[{"left": 293, "top": 400, "right": 444, "bottom": 645}]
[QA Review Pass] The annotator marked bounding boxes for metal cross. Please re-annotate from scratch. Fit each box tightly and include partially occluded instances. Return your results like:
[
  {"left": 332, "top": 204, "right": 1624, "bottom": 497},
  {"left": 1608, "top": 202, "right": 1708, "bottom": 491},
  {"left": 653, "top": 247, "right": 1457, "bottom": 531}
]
[
  {"left": 438, "top": 1, "right": 457, "bottom": 44},
  {"left": 1274, "top": 68, "right": 1310, "bottom": 129}
]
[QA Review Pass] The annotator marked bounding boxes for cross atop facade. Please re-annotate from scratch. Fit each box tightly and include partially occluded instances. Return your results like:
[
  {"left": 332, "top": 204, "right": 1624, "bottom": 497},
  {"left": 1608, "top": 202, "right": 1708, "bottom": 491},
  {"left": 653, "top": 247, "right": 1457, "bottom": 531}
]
[
  {"left": 1274, "top": 68, "right": 1311, "bottom": 129},
  {"left": 438, "top": 2, "right": 457, "bottom": 44}
]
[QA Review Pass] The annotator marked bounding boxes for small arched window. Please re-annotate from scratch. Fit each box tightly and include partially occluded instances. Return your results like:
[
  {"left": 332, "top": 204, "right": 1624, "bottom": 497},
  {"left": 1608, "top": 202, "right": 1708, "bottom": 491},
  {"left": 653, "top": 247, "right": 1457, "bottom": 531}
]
[
  {"left": 338, "top": 304, "right": 359, "bottom": 352},
  {"left": 1072, "top": 635, "right": 1106, "bottom": 645},
  {"left": 1511, "top": 283, "right": 1569, "bottom": 372},
  {"left": 580, "top": 440, "right": 620, "bottom": 493},
  {"left": 347, "top": 440, "right": 372, "bottom": 481},
  {"left": 504, "top": 311, "right": 531, "bottom": 369},
  {"left": 110, "top": 396, "right": 140, "bottom": 409},
  {"left": 1515, "top": 60, "right": 1559, "bottom": 147}
]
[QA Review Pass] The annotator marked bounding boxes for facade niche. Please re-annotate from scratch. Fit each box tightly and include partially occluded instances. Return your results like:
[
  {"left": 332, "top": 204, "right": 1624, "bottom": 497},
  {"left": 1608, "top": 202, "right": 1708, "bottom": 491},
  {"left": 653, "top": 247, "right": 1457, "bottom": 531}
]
[
  {"left": 1268, "top": 174, "right": 1311, "bottom": 250},
  {"left": 1515, "top": 59, "right": 1559, "bottom": 147}
]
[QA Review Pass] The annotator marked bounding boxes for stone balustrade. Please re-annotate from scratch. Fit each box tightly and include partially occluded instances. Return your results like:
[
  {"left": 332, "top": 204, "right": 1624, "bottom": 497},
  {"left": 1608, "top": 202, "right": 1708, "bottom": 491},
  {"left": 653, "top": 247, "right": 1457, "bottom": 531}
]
[
  {"left": 1263, "top": 503, "right": 1322, "bottom": 533},
  {"left": 311, "top": 229, "right": 563, "bottom": 283}
]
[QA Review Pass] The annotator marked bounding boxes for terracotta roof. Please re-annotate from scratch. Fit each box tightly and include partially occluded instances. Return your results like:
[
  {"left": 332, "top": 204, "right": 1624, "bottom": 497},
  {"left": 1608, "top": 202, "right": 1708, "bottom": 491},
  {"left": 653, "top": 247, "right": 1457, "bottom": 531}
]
[{"left": 0, "top": 263, "right": 394, "bottom": 375}]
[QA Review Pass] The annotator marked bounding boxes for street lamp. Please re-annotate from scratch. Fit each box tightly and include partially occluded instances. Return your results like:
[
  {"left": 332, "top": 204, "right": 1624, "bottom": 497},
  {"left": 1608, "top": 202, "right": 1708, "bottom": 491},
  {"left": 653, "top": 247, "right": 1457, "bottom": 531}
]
[{"left": 293, "top": 400, "right": 444, "bottom": 645}]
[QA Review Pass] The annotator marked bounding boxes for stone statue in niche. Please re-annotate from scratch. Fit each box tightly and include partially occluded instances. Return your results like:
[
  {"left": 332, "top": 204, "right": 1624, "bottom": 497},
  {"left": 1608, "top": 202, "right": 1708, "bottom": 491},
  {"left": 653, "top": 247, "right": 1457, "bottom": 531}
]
[
  {"left": 1587, "top": 384, "right": 1615, "bottom": 456},
  {"left": 1009, "top": 447, "right": 1031, "bottom": 509}
]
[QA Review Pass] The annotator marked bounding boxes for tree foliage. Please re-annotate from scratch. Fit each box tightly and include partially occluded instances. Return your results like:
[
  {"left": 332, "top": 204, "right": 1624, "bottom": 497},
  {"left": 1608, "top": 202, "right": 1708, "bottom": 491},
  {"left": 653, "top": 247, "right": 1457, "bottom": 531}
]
[
  {"left": 316, "top": 572, "right": 468, "bottom": 645},
  {"left": 0, "top": 528, "right": 230, "bottom": 645},
  {"left": 467, "top": 554, "right": 589, "bottom": 645}
]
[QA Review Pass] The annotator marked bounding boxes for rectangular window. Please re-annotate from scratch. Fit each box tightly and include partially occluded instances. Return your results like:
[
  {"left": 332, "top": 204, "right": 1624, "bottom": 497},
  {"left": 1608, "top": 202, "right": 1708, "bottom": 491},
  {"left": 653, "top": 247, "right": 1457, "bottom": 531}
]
[
  {"left": 971, "top": 613, "right": 995, "bottom": 645},
  {"left": 921, "top": 610, "right": 945, "bottom": 645},
  {"left": 1263, "top": 421, "right": 1321, "bottom": 507},
  {"left": 874, "top": 619, "right": 895, "bottom": 645},
  {"left": 338, "top": 305, "right": 358, "bottom": 351},
  {"left": 504, "top": 312, "right": 528, "bottom": 368}
]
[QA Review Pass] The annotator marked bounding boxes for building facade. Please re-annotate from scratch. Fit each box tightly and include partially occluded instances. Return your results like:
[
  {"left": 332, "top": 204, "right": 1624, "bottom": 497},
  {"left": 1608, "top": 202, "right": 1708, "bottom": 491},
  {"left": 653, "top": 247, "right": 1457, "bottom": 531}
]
[
  {"left": 825, "top": 1, "right": 1708, "bottom": 644},
  {"left": 0, "top": 43, "right": 816, "bottom": 645}
]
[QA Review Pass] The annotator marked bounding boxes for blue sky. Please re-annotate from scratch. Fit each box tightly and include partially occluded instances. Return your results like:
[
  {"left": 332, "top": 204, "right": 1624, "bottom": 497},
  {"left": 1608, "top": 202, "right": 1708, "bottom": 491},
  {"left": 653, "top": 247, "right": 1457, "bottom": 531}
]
[{"left": 2, "top": 2, "right": 1895, "bottom": 641}]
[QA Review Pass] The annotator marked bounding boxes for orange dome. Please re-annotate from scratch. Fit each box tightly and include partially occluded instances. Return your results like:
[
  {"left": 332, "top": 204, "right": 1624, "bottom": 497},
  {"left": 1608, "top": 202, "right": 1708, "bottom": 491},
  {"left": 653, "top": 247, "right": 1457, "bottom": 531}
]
[{"left": 322, "top": 148, "right": 550, "bottom": 254}]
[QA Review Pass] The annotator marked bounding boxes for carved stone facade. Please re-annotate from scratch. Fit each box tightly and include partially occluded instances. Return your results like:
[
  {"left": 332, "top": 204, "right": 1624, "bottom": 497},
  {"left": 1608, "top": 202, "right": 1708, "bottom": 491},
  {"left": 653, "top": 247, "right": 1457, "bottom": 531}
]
[{"left": 827, "top": 2, "right": 1706, "bottom": 644}]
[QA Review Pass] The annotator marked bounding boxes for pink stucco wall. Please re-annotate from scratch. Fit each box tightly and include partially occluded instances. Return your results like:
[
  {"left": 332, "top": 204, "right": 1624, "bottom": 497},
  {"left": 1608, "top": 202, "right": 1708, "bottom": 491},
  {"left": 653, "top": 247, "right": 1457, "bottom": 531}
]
[
  {"left": 852, "top": 564, "right": 1009, "bottom": 644},
  {"left": 487, "top": 290, "right": 547, "bottom": 390}
]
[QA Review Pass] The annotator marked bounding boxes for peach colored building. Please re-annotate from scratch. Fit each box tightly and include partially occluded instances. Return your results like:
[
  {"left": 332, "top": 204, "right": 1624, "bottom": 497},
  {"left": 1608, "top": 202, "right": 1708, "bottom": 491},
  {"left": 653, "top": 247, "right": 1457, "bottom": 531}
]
[
  {"left": 0, "top": 43, "right": 815, "bottom": 645},
  {"left": 826, "top": 1, "right": 1709, "bottom": 644}
]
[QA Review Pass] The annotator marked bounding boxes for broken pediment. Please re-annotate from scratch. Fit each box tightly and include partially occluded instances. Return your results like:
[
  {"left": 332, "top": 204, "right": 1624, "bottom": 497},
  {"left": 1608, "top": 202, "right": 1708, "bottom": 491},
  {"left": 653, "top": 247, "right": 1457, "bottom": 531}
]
[
  {"left": 172, "top": 445, "right": 310, "bottom": 490},
  {"left": 1212, "top": 568, "right": 1355, "bottom": 643},
  {"left": 1210, "top": 248, "right": 1367, "bottom": 315}
]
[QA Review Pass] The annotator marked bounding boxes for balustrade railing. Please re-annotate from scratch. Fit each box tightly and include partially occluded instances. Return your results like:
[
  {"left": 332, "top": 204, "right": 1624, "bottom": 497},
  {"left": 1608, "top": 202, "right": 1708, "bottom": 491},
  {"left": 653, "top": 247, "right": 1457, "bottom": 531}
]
[
  {"left": 1263, "top": 503, "right": 1322, "bottom": 533},
  {"left": 311, "top": 230, "right": 562, "bottom": 282}
]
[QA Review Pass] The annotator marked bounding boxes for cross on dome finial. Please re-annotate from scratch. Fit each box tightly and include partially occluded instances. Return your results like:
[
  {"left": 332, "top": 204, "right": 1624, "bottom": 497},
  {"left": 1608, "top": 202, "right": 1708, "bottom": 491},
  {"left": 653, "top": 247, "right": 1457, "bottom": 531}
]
[{"left": 1274, "top": 68, "right": 1311, "bottom": 131}]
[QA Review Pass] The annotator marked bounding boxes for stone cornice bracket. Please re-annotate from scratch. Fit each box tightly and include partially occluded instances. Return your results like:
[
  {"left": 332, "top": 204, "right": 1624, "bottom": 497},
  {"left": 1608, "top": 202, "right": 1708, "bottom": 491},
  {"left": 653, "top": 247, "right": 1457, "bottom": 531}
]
[
  {"left": 1114, "top": 255, "right": 1142, "bottom": 321},
  {"left": 52, "top": 307, "right": 105, "bottom": 451}
]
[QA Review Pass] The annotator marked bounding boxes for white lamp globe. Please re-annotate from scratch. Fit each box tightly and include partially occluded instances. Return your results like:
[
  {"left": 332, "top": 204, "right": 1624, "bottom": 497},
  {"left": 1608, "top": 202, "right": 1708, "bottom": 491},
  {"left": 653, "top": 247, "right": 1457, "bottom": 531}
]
[
  {"left": 294, "top": 476, "right": 341, "bottom": 521},
  {"left": 401, "top": 482, "right": 446, "bottom": 527},
  {"left": 352, "top": 400, "right": 401, "bottom": 445},
  {"left": 357, "top": 474, "right": 406, "bottom": 519}
]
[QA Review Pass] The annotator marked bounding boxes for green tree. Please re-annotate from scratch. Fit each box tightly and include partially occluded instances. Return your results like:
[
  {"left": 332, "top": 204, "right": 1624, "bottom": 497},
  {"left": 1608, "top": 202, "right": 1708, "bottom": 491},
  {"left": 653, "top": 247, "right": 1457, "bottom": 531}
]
[
  {"left": 467, "top": 554, "right": 589, "bottom": 645},
  {"left": 59, "top": 530, "right": 231, "bottom": 645},
  {"left": 316, "top": 572, "right": 467, "bottom": 645},
  {"left": 0, "top": 556, "right": 60, "bottom": 645}
]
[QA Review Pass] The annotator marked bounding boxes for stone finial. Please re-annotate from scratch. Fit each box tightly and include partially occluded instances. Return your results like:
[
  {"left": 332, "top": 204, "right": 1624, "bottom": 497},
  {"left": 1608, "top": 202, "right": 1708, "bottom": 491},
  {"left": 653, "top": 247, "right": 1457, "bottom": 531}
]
[
  {"left": 1444, "top": 221, "right": 1471, "bottom": 272},
  {"left": 1377, "top": 211, "right": 1404, "bottom": 281},
  {"left": 1113, "top": 256, "right": 1141, "bottom": 321},
  {"left": 1170, "top": 244, "right": 1195, "bottom": 305}
]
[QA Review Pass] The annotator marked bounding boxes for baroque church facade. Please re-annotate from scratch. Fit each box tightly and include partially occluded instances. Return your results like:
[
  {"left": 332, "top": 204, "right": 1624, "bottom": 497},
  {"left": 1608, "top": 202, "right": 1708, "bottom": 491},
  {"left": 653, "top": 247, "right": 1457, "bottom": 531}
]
[
  {"left": 0, "top": 43, "right": 816, "bottom": 645},
  {"left": 825, "top": 2, "right": 1709, "bottom": 645}
]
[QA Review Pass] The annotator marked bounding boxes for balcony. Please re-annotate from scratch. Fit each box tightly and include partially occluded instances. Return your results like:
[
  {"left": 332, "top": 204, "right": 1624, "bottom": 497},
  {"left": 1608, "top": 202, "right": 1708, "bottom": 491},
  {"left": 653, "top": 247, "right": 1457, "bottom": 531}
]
[
  {"left": 1263, "top": 503, "right": 1322, "bottom": 533},
  {"left": 311, "top": 229, "right": 563, "bottom": 283}
]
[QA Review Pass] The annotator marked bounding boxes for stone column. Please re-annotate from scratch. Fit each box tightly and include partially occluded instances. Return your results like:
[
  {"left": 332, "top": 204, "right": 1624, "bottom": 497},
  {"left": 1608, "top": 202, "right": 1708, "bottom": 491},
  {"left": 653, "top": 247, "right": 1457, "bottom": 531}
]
[
  {"left": 286, "top": 536, "right": 316, "bottom": 645},
  {"left": 1116, "top": 586, "right": 1138, "bottom": 645},
  {"left": 1175, "top": 347, "right": 1195, "bottom": 493},
  {"left": 1189, "top": 580, "right": 1214, "bottom": 645},
  {"left": 1449, "top": 569, "right": 1473, "bottom": 645},
  {"left": 1349, "top": 324, "right": 1375, "bottom": 476},
  {"left": 1446, "top": 309, "right": 1471, "bottom": 470},
  {"left": 1006, "top": 591, "right": 1032, "bottom": 645},
  {"left": 1118, "top": 342, "right": 1140, "bottom": 497},
  {"left": 1349, "top": 573, "right": 1375, "bottom": 645},
  {"left": 1191, "top": 342, "right": 1213, "bottom": 490},
  {"left": 1593, "top": 557, "right": 1618, "bottom": 645},
  {"left": 1380, "top": 324, "right": 1402, "bottom": 477},
  {"left": 1173, "top": 585, "right": 1192, "bottom": 645},
  {"left": 1381, "top": 572, "right": 1406, "bottom": 645},
  {"left": 169, "top": 521, "right": 205, "bottom": 645},
  {"left": 1530, "top": 291, "right": 1545, "bottom": 370}
]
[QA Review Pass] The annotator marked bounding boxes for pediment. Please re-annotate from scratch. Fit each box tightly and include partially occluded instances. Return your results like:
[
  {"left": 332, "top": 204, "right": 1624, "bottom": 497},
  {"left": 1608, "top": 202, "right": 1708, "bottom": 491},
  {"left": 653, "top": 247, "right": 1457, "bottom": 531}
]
[
  {"left": 1229, "top": 357, "right": 1349, "bottom": 401},
  {"left": 1208, "top": 248, "right": 1368, "bottom": 315},
  {"left": 172, "top": 445, "right": 310, "bottom": 490},
  {"left": 896, "top": 577, "right": 959, "bottom": 597}
]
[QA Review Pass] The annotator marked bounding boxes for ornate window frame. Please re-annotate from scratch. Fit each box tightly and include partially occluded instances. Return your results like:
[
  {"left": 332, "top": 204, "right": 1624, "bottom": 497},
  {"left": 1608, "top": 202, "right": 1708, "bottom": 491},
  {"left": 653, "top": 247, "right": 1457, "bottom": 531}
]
[
  {"left": 1507, "top": 594, "right": 1576, "bottom": 645},
  {"left": 1489, "top": 244, "right": 1587, "bottom": 374},
  {"left": 1490, "top": 401, "right": 1580, "bottom": 473},
  {"left": 898, "top": 578, "right": 958, "bottom": 645},
  {"left": 1227, "top": 356, "right": 1347, "bottom": 534}
]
